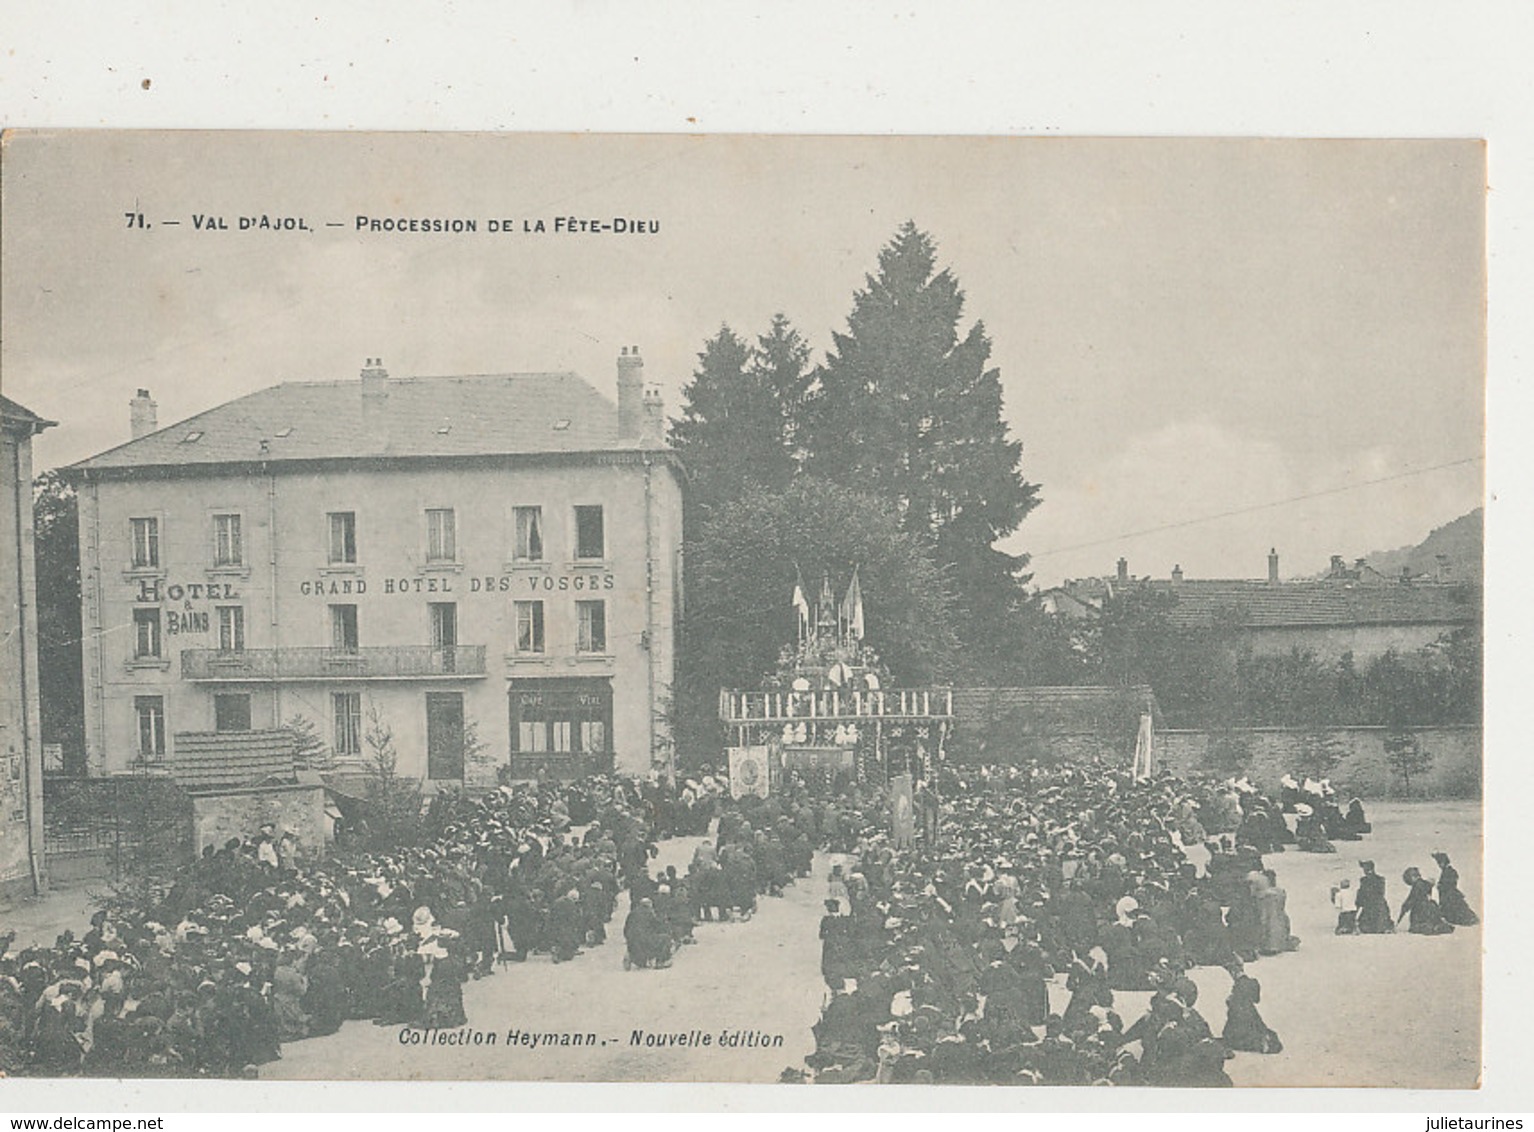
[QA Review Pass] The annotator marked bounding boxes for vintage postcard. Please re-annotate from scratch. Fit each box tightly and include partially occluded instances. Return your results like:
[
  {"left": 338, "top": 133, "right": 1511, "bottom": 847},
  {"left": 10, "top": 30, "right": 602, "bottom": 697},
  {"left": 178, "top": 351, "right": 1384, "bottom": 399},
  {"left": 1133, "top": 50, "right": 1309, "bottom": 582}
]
[{"left": 0, "top": 131, "right": 1483, "bottom": 1088}]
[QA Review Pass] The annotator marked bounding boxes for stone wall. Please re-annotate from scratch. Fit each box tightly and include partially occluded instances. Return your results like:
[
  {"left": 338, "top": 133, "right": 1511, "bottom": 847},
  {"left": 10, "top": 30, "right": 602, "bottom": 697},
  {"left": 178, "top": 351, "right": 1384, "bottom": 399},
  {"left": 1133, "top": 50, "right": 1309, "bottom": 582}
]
[
  {"left": 1154, "top": 724, "right": 1481, "bottom": 799},
  {"left": 190, "top": 780, "right": 332, "bottom": 863}
]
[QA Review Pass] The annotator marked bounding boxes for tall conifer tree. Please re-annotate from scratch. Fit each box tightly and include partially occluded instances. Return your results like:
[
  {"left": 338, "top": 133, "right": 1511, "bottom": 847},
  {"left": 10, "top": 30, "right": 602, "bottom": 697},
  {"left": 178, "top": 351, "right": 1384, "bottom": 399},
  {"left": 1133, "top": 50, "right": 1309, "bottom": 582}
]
[{"left": 805, "top": 222, "right": 1040, "bottom": 677}]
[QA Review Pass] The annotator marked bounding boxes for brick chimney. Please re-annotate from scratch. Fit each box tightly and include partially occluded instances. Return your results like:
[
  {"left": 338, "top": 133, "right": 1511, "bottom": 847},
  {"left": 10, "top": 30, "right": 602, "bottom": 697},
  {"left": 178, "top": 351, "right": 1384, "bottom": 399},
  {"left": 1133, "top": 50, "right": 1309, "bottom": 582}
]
[
  {"left": 617, "top": 346, "right": 644, "bottom": 439},
  {"left": 130, "top": 389, "right": 158, "bottom": 440},
  {"left": 361, "top": 357, "right": 389, "bottom": 452},
  {"left": 1268, "top": 548, "right": 1280, "bottom": 584},
  {"left": 1171, "top": 564, "right": 1183, "bottom": 584},
  {"left": 1116, "top": 557, "right": 1129, "bottom": 584},
  {"left": 641, "top": 384, "right": 665, "bottom": 445}
]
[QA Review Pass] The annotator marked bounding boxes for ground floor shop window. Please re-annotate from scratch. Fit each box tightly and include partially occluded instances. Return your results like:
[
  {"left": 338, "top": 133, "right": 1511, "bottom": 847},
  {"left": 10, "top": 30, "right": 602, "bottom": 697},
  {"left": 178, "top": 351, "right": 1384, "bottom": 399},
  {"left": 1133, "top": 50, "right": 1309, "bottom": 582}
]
[{"left": 509, "top": 678, "right": 613, "bottom": 765}]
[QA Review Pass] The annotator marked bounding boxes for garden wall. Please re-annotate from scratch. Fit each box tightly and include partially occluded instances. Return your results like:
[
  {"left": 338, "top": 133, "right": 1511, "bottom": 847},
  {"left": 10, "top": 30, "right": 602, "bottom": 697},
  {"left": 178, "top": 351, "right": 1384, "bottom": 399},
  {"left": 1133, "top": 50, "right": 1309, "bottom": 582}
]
[{"left": 1154, "top": 724, "right": 1481, "bottom": 799}]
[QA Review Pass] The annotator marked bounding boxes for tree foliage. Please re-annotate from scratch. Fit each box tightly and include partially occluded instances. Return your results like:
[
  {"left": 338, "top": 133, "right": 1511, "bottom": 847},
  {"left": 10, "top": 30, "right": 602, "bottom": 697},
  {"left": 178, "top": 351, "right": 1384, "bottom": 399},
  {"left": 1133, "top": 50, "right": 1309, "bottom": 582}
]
[
  {"left": 1072, "top": 586, "right": 1480, "bottom": 730},
  {"left": 360, "top": 701, "right": 423, "bottom": 849},
  {"left": 674, "top": 477, "right": 960, "bottom": 767},
  {"left": 32, "top": 470, "right": 85, "bottom": 772},
  {"left": 803, "top": 222, "right": 1040, "bottom": 677},
  {"left": 1383, "top": 729, "right": 1434, "bottom": 795},
  {"left": 670, "top": 317, "right": 811, "bottom": 515}
]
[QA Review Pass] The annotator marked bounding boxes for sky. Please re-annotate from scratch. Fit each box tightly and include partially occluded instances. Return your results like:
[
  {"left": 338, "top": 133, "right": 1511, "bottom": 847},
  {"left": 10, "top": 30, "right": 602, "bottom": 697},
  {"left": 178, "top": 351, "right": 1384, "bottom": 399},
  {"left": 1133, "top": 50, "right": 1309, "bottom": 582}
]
[{"left": 1, "top": 132, "right": 1484, "bottom": 588}]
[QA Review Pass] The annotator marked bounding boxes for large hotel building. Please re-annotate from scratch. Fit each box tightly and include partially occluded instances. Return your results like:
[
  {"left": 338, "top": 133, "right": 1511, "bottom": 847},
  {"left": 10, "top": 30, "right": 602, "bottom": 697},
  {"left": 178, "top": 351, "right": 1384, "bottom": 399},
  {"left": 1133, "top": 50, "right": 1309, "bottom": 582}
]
[{"left": 66, "top": 350, "right": 683, "bottom": 787}]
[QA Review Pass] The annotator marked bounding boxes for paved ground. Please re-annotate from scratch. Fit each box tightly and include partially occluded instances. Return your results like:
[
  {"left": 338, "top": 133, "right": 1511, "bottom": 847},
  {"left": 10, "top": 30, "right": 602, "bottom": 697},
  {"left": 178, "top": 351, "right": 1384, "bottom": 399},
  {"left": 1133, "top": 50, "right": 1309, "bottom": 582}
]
[
  {"left": 267, "top": 801, "right": 1480, "bottom": 1087},
  {"left": 263, "top": 833, "right": 830, "bottom": 1083},
  {"left": 0, "top": 879, "right": 115, "bottom": 951},
  {"left": 7, "top": 801, "right": 1478, "bottom": 1087},
  {"left": 1200, "top": 800, "right": 1481, "bottom": 1088}
]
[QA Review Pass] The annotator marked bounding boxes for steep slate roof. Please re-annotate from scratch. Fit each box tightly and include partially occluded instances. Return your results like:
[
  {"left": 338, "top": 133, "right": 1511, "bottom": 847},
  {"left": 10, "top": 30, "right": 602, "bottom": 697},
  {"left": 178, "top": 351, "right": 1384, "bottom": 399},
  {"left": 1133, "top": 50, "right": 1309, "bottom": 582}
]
[
  {"left": 70, "top": 371, "right": 650, "bottom": 472},
  {"left": 1146, "top": 579, "right": 1477, "bottom": 629}
]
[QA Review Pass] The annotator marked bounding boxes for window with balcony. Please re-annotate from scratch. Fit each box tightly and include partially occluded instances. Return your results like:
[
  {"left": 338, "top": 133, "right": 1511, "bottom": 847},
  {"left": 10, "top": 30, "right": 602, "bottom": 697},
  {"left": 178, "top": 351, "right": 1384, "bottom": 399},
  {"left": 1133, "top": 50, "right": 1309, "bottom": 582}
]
[
  {"left": 328, "top": 511, "right": 357, "bottom": 564},
  {"left": 213, "top": 513, "right": 243, "bottom": 567},
  {"left": 574, "top": 505, "right": 604, "bottom": 560},
  {"left": 330, "top": 604, "right": 359, "bottom": 652},
  {"left": 133, "top": 608, "right": 162, "bottom": 659},
  {"left": 130, "top": 517, "right": 160, "bottom": 568},
  {"left": 515, "top": 600, "right": 545, "bottom": 654},
  {"left": 514, "top": 506, "right": 544, "bottom": 561},
  {"left": 214, "top": 692, "right": 252, "bottom": 732},
  {"left": 426, "top": 508, "right": 457, "bottom": 562},
  {"left": 333, "top": 692, "right": 362, "bottom": 756},
  {"left": 576, "top": 600, "right": 607, "bottom": 653},
  {"left": 216, "top": 605, "right": 245, "bottom": 652},
  {"left": 430, "top": 602, "right": 458, "bottom": 649},
  {"left": 135, "top": 696, "right": 166, "bottom": 761}
]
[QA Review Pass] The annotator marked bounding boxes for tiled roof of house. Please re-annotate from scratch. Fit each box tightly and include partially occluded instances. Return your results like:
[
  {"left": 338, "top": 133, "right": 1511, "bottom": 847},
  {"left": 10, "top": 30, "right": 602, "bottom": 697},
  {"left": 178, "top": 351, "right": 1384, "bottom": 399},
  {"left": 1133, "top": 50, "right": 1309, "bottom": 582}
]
[
  {"left": 70, "top": 371, "right": 653, "bottom": 472},
  {"left": 171, "top": 729, "right": 297, "bottom": 791},
  {"left": 1, "top": 395, "right": 56, "bottom": 434},
  {"left": 1147, "top": 579, "right": 1477, "bottom": 629}
]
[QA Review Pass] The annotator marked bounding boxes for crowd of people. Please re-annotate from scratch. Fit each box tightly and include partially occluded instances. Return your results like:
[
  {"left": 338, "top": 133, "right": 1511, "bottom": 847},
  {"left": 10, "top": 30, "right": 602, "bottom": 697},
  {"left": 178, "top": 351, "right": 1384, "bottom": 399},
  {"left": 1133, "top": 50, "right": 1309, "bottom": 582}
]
[
  {"left": 799, "top": 761, "right": 1475, "bottom": 1086},
  {"left": 0, "top": 776, "right": 685, "bottom": 1076},
  {"left": 0, "top": 756, "right": 1477, "bottom": 1085}
]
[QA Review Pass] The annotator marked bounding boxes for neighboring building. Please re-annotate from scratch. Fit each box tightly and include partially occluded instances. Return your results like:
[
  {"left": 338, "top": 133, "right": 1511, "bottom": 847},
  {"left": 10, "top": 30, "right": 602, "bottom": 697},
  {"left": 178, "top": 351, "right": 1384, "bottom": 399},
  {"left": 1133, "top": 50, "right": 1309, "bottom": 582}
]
[
  {"left": 1, "top": 396, "right": 55, "bottom": 898},
  {"left": 65, "top": 350, "right": 683, "bottom": 788},
  {"left": 1041, "top": 550, "right": 1480, "bottom": 663}
]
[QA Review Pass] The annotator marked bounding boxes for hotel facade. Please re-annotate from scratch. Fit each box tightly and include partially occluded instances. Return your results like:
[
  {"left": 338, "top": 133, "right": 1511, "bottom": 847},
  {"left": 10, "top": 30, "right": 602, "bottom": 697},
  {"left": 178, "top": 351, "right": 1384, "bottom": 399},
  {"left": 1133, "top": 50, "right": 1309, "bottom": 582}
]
[{"left": 66, "top": 351, "right": 683, "bottom": 787}]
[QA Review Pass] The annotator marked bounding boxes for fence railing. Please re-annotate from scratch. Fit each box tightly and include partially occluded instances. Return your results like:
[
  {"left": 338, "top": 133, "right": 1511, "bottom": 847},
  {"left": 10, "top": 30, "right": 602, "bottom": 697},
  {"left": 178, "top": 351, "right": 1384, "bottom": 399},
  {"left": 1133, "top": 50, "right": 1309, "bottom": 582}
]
[
  {"left": 720, "top": 687, "right": 955, "bottom": 723},
  {"left": 182, "top": 645, "right": 487, "bottom": 681},
  {"left": 42, "top": 776, "right": 194, "bottom": 880}
]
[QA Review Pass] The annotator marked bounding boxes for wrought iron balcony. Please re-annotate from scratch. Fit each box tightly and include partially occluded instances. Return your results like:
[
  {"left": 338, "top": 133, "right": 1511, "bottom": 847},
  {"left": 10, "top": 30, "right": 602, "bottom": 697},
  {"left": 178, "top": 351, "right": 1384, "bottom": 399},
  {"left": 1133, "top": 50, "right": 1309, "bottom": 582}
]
[
  {"left": 181, "top": 645, "right": 487, "bottom": 682},
  {"left": 719, "top": 686, "right": 954, "bottom": 724}
]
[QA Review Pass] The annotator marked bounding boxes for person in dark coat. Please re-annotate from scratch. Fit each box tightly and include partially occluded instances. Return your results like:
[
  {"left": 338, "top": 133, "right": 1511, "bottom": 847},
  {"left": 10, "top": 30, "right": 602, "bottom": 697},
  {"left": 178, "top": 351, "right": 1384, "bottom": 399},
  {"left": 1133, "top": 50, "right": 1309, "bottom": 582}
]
[
  {"left": 819, "top": 900, "right": 858, "bottom": 991},
  {"left": 1221, "top": 968, "right": 1282, "bottom": 1054},
  {"left": 623, "top": 897, "right": 671, "bottom": 969},
  {"left": 1398, "top": 867, "right": 1455, "bottom": 935},
  {"left": 501, "top": 879, "right": 539, "bottom": 961},
  {"left": 302, "top": 944, "right": 349, "bottom": 1036},
  {"left": 1356, "top": 861, "right": 1393, "bottom": 933},
  {"left": 1432, "top": 852, "right": 1478, "bottom": 926},
  {"left": 548, "top": 888, "right": 586, "bottom": 962}
]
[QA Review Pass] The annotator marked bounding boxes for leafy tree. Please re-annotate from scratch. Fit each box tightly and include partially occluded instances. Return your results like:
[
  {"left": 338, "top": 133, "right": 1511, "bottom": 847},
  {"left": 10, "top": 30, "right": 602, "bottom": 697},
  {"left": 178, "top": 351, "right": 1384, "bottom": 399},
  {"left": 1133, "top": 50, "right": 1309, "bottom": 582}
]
[
  {"left": 1383, "top": 729, "right": 1434, "bottom": 796},
  {"left": 674, "top": 477, "right": 960, "bottom": 768},
  {"left": 32, "top": 470, "right": 85, "bottom": 773},
  {"left": 803, "top": 223, "right": 1040, "bottom": 679}
]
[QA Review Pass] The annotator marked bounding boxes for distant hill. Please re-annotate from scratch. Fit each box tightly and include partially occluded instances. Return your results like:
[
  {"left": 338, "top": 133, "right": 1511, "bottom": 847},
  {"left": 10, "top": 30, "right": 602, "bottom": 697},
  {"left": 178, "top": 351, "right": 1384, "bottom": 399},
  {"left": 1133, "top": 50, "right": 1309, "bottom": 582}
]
[{"left": 1362, "top": 508, "right": 1482, "bottom": 583}]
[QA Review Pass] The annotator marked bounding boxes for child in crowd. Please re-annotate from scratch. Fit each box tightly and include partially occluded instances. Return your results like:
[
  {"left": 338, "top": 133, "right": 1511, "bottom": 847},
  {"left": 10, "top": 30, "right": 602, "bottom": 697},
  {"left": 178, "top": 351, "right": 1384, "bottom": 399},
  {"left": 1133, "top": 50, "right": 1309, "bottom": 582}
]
[{"left": 1331, "top": 877, "right": 1358, "bottom": 934}]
